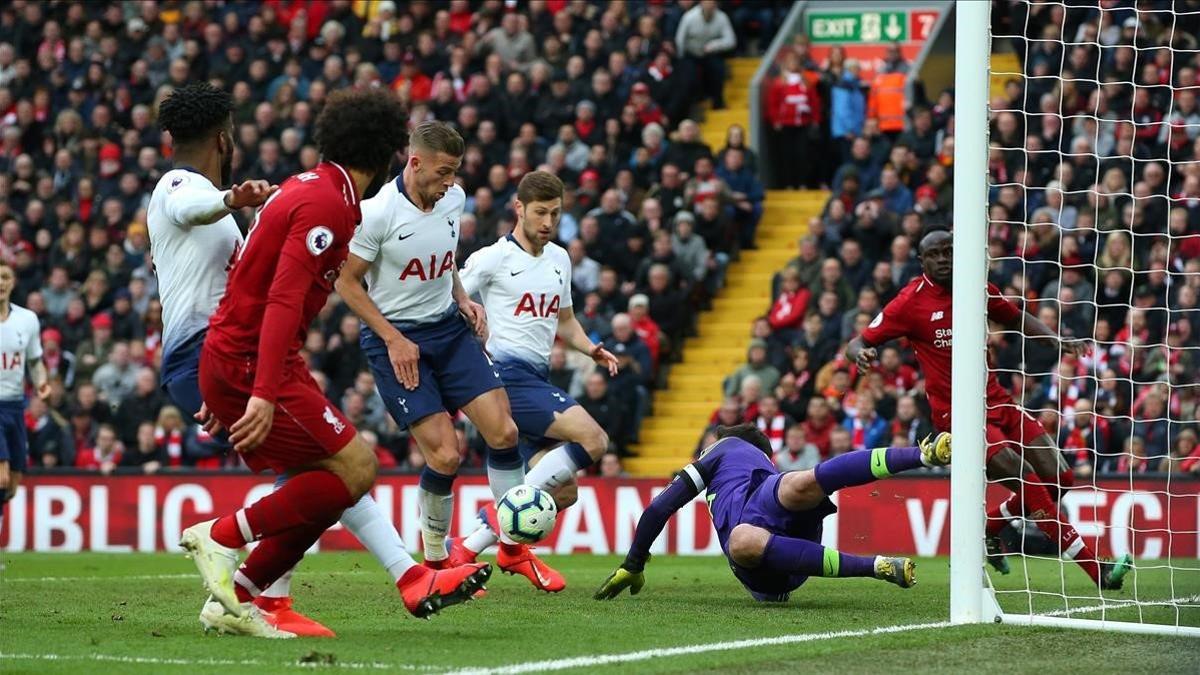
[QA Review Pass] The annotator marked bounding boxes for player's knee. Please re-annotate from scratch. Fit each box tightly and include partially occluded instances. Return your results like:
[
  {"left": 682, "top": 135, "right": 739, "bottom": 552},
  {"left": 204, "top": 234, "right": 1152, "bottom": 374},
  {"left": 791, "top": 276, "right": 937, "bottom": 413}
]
[
  {"left": 728, "top": 525, "right": 769, "bottom": 568},
  {"left": 552, "top": 479, "right": 578, "bottom": 510},
  {"left": 482, "top": 418, "right": 519, "bottom": 450},
  {"left": 777, "top": 471, "right": 824, "bottom": 511},
  {"left": 426, "top": 443, "right": 461, "bottom": 475},
  {"left": 582, "top": 425, "right": 609, "bottom": 460}
]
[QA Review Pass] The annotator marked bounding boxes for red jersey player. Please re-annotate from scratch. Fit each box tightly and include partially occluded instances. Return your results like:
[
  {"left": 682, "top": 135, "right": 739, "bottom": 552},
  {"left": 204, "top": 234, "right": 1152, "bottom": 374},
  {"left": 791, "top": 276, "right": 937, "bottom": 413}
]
[
  {"left": 179, "top": 89, "right": 490, "bottom": 637},
  {"left": 846, "top": 230, "right": 1131, "bottom": 589}
]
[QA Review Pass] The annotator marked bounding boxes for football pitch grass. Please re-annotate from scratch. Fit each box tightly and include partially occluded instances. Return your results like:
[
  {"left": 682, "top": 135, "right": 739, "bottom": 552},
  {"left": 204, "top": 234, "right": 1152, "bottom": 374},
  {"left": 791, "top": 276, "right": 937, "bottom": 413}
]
[{"left": 1, "top": 552, "right": 1197, "bottom": 673}]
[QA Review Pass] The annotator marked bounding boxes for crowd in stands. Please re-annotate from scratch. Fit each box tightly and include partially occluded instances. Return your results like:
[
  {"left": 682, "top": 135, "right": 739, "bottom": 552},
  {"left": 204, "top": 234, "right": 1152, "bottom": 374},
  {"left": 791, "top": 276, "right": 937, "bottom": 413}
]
[
  {"left": 722, "top": 3, "right": 1200, "bottom": 477},
  {"left": 0, "top": 0, "right": 790, "bottom": 475}
]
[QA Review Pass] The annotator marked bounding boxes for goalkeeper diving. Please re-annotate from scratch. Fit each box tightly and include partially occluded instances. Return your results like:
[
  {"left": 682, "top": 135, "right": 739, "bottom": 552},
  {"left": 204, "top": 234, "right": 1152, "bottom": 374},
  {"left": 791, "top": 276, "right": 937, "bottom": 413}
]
[{"left": 596, "top": 424, "right": 952, "bottom": 602}]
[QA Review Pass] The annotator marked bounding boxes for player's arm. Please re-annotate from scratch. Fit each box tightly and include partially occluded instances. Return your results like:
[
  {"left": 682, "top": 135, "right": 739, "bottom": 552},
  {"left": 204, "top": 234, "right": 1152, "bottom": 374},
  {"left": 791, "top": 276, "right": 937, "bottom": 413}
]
[
  {"left": 163, "top": 178, "right": 275, "bottom": 226},
  {"left": 990, "top": 286, "right": 1088, "bottom": 357},
  {"left": 25, "top": 318, "right": 50, "bottom": 400},
  {"left": 451, "top": 268, "right": 487, "bottom": 338},
  {"left": 558, "top": 306, "right": 618, "bottom": 376},
  {"left": 595, "top": 460, "right": 709, "bottom": 600},
  {"left": 848, "top": 294, "right": 911, "bottom": 373},
  {"left": 231, "top": 202, "right": 325, "bottom": 451},
  {"left": 335, "top": 253, "right": 422, "bottom": 390}
]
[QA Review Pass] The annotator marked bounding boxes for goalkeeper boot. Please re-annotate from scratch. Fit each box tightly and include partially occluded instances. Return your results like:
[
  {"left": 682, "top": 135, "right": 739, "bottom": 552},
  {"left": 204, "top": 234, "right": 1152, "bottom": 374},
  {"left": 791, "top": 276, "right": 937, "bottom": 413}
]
[
  {"left": 986, "top": 534, "right": 1011, "bottom": 575},
  {"left": 199, "top": 598, "right": 295, "bottom": 638},
  {"left": 397, "top": 562, "right": 492, "bottom": 618},
  {"left": 253, "top": 595, "right": 335, "bottom": 637},
  {"left": 919, "top": 432, "right": 953, "bottom": 467},
  {"left": 497, "top": 542, "right": 566, "bottom": 593},
  {"left": 874, "top": 556, "right": 917, "bottom": 589},
  {"left": 180, "top": 519, "right": 242, "bottom": 616},
  {"left": 1100, "top": 554, "right": 1134, "bottom": 591}
]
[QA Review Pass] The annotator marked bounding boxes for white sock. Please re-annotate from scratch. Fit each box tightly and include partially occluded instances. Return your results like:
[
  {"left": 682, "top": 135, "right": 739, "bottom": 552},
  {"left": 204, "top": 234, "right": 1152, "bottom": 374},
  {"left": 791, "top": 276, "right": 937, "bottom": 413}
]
[
  {"left": 486, "top": 464, "right": 525, "bottom": 503},
  {"left": 525, "top": 446, "right": 587, "bottom": 492},
  {"left": 259, "top": 566, "right": 293, "bottom": 598},
  {"left": 340, "top": 494, "right": 416, "bottom": 583},
  {"left": 463, "top": 513, "right": 499, "bottom": 554},
  {"left": 418, "top": 487, "right": 453, "bottom": 561}
]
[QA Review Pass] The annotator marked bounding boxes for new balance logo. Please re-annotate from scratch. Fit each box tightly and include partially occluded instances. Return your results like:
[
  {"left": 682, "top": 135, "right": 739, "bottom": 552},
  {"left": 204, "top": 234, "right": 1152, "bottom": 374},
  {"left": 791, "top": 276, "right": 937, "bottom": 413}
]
[{"left": 930, "top": 311, "right": 944, "bottom": 322}]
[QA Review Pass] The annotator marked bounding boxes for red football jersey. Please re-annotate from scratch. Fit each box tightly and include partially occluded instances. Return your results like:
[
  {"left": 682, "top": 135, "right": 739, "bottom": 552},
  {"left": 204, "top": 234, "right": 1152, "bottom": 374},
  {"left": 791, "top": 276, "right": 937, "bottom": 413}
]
[
  {"left": 860, "top": 275, "right": 1023, "bottom": 429},
  {"left": 205, "top": 162, "right": 361, "bottom": 402}
]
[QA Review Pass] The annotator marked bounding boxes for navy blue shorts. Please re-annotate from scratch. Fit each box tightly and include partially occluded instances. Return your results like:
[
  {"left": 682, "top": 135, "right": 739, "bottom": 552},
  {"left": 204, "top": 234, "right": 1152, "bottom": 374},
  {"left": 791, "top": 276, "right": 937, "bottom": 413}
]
[
  {"left": 0, "top": 399, "right": 29, "bottom": 473},
  {"left": 727, "top": 472, "right": 837, "bottom": 598},
  {"left": 363, "top": 310, "right": 504, "bottom": 429},
  {"left": 497, "top": 359, "right": 577, "bottom": 441},
  {"left": 160, "top": 330, "right": 206, "bottom": 420}
]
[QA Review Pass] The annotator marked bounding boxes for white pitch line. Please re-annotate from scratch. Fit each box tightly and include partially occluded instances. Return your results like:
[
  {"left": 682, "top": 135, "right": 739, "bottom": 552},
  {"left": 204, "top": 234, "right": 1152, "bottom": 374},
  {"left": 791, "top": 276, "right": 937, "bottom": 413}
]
[
  {"left": 439, "top": 621, "right": 954, "bottom": 675},
  {"left": 2, "top": 570, "right": 375, "bottom": 583},
  {"left": 0, "top": 652, "right": 415, "bottom": 670},
  {"left": 1035, "top": 594, "right": 1200, "bottom": 618}
]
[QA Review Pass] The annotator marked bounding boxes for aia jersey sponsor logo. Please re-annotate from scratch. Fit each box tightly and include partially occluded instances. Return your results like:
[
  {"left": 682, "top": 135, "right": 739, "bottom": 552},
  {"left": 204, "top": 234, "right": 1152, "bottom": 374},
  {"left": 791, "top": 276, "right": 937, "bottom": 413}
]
[
  {"left": 0, "top": 351, "right": 23, "bottom": 370},
  {"left": 306, "top": 226, "right": 335, "bottom": 256},
  {"left": 398, "top": 251, "right": 455, "bottom": 281},
  {"left": 514, "top": 292, "right": 560, "bottom": 318}
]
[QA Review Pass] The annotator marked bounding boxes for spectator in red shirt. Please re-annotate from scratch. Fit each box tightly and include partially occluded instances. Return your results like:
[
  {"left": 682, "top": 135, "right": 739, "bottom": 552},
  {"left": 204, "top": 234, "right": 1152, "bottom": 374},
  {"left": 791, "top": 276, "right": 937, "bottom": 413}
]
[
  {"left": 767, "top": 52, "right": 820, "bottom": 188},
  {"left": 392, "top": 52, "right": 432, "bottom": 103},
  {"left": 627, "top": 294, "right": 662, "bottom": 371},
  {"left": 768, "top": 267, "right": 810, "bottom": 336},
  {"left": 75, "top": 423, "right": 123, "bottom": 474},
  {"left": 801, "top": 397, "right": 837, "bottom": 459},
  {"left": 875, "top": 346, "right": 919, "bottom": 397},
  {"left": 629, "top": 82, "right": 663, "bottom": 127}
]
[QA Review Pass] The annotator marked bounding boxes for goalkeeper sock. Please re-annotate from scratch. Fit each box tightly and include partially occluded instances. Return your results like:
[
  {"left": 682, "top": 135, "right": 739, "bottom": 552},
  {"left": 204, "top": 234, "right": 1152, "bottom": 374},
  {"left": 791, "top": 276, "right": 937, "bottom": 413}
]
[
  {"left": 418, "top": 467, "right": 455, "bottom": 562},
  {"left": 761, "top": 534, "right": 876, "bottom": 578},
  {"left": 1014, "top": 475, "right": 1101, "bottom": 583},
  {"left": 813, "top": 446, "right": 924, "bottom": 494},
  {"left": 340, "top": 493, "right": 416, "bottom": 583},
  {"left": 524, "top": 443, "right": 594, "bottom": 492}
]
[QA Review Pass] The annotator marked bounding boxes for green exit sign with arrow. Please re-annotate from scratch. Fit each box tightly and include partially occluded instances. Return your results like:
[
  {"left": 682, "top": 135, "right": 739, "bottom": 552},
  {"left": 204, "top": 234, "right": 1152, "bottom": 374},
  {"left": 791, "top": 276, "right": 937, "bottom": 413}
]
[{"left": 808, "top": 10, "right": 912, "bottom": 43}]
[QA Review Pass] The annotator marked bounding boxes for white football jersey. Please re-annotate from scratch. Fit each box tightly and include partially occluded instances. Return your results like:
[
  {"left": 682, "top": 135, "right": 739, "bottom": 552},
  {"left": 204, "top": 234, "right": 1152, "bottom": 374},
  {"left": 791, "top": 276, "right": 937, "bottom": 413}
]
[
  {"left": 0, "top": 304, "right": 43, "bottom": 400},
  {"left": 350, "top": 179, "right": 465, "bottom": 325},
  {"left": 147, "top": 168, "right": 243, "bottom": 357},
  {"left": 460, "top": 235, "right": 573, "bottom": 371}
]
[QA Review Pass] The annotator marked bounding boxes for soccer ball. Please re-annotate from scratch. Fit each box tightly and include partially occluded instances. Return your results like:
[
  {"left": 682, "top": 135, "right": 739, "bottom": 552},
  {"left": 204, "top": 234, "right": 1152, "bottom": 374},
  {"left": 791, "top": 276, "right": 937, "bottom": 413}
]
[{"left": 496, "top": 485, "right": 558, "bottom": 544}]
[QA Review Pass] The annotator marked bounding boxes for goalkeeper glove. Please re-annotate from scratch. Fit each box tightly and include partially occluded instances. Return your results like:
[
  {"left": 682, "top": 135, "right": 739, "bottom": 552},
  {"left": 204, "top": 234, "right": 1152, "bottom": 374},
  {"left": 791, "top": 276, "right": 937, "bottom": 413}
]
[{"left": 594, "top": 566, "right": 645, "bottom": 600}]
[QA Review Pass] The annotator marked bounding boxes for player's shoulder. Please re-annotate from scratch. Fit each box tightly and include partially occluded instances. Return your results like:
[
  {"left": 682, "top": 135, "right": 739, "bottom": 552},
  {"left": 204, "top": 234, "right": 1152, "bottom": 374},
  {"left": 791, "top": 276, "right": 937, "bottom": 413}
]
[
  {"left": 464, "top": 236, "right": 509, "bottom": 266},
  {"left": 9, "top": 304, "right": 39, "bottom": 326},
  {"left": 545, "top": 241, "right": 570, "bottom": 263},
  {"left": 360, "top": 178, "right": 400, "bottom": 223},
  {"left": 154, "top": 168, "right": 211, "bottom": 196},
  {"left": 444, "top": 183, "right": 466, "bottom": 208},
  {"left": 891, "top": 275, "right": 933, "bottom": 306}
]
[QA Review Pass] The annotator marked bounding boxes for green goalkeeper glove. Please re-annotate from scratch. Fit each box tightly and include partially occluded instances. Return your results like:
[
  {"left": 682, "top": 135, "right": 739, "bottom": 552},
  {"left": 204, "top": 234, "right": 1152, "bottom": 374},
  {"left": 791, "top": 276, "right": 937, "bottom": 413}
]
[{"left": 593, "top": 566, "right": 646, "bottom": 600}]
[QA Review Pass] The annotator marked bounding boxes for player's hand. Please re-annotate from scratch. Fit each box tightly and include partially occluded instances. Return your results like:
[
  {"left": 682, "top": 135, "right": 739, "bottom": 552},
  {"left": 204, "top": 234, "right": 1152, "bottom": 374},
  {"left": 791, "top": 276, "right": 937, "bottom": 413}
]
[
  {"left": 195, "top": 402, "right": 224, "bottom": 436},
  {"left": 1060, "top": 338, "right": 1091, "bottom": 358},
  {"left": 590, "top": 342, "right": 619, "bottom": 376},
  {"left": 387, "top": 332, "right": 421, "bottom": 390},
  {"left": 224, "top": 180, "right": 278, "bottom": 209},
  {"left": 459, "top": 299, "right": 488, "bottom": 338},
  {"left": 594, "top": 566, "right": 645, "bottom": 600},
  {"left": 36, "top": 381, "right": 52, "bottom": 401},
  {"left": 854, "top": 346, "right": 878, "bottom": 374},
  {"left": 229, "top": 396, "right": 275, "bottom": 453}
]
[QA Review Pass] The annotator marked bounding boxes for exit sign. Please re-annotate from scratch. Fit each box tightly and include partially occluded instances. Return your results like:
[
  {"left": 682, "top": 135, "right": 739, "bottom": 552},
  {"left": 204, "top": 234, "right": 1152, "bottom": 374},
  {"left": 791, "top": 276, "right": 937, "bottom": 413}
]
[{"left": 808, "top": 9, "right": 935, "bottom": 44}]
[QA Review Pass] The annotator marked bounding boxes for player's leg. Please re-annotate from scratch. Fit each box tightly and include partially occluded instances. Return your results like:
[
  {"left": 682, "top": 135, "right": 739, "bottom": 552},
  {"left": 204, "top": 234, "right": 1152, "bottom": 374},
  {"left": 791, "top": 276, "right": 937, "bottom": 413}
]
[
  {"left": 0, "top": 407, "right": 28, "bottom": 518},
  {"left": 779, "top": 434, "right": 950, "bottom": 507},
  {"left": 408, "top": 411, "right": 464, "bottom": 564},
  {"left": 986, "top": 446, "right": 1130, "bottom": 589},
  {"left": 726, "top": 523, "right": 915, "bottom": 589},
  {"left": 460, "top": 387, "right": 522, "bottom": 504},
  {"left": 524, "top": 405, "right": 610, "bottom": 494}
]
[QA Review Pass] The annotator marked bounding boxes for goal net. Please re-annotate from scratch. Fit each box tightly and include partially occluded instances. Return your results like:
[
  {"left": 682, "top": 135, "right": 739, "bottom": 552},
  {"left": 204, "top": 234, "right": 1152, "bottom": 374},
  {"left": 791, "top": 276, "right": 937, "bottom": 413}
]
[{"left": 952, "top": 0, "right": 1200, "bottom": 636}]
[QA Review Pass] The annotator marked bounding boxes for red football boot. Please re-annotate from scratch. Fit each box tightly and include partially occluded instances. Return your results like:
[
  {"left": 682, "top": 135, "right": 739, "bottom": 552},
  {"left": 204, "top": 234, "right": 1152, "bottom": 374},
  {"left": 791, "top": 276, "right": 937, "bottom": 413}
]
[
  {"left": 496, "top": 542, "right": 566, "bottom": 593},
  {"left": 396, "top": 562, "right": 492, "bottom": 618},
  {"left": 253, "top": 596, "right": 336, "bottom": 637},
  {"left": 445, "top": 538, "right": 486, "bottom": 597}
]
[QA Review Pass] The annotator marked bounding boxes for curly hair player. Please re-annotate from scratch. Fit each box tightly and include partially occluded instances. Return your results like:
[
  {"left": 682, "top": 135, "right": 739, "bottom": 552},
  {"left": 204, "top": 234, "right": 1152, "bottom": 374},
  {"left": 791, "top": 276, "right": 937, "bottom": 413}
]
[
  {"left": 596, "top": 424, "right": 952, "bottom": 602},
  {"left": 846, "top": 229, "right": 1132, "bottom": 589},
  {"left": 174, "top": 87, "right": 489, "bottom": 638}
]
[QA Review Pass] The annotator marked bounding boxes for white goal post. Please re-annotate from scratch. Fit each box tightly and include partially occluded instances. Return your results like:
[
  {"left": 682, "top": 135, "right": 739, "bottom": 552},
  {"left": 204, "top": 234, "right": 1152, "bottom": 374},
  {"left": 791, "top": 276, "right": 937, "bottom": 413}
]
[{"left": 951, "top": 0, "right": 1200, "bottom": 637}]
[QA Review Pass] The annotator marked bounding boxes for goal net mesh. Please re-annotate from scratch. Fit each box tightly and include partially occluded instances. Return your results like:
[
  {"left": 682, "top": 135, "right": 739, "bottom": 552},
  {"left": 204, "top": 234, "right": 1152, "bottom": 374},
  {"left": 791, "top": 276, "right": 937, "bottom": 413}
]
[{"left": 985, "top": 0, "right": 1200, "bottom": 630}]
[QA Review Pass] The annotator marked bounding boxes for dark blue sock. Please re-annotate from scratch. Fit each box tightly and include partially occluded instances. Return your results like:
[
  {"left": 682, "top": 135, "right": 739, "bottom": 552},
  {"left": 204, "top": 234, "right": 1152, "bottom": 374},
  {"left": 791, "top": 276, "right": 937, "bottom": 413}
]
[
  {"left": 486, "top": 446, "right": 522, "bottom": 470},
  {"left": 0, "top": 488, "right": 6, "bottom": 519},
  {"left": 565, "top": 442, "right": 594, "bottom": 470},
  {"left": 418, "top": 466, "right": 455, "bottom": 495},
  {"left": 813, "top": 446, "right": 924, "bottom": 495},
  {"left": 761, "top": 534, "right": 876, "bottom": 578}
]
